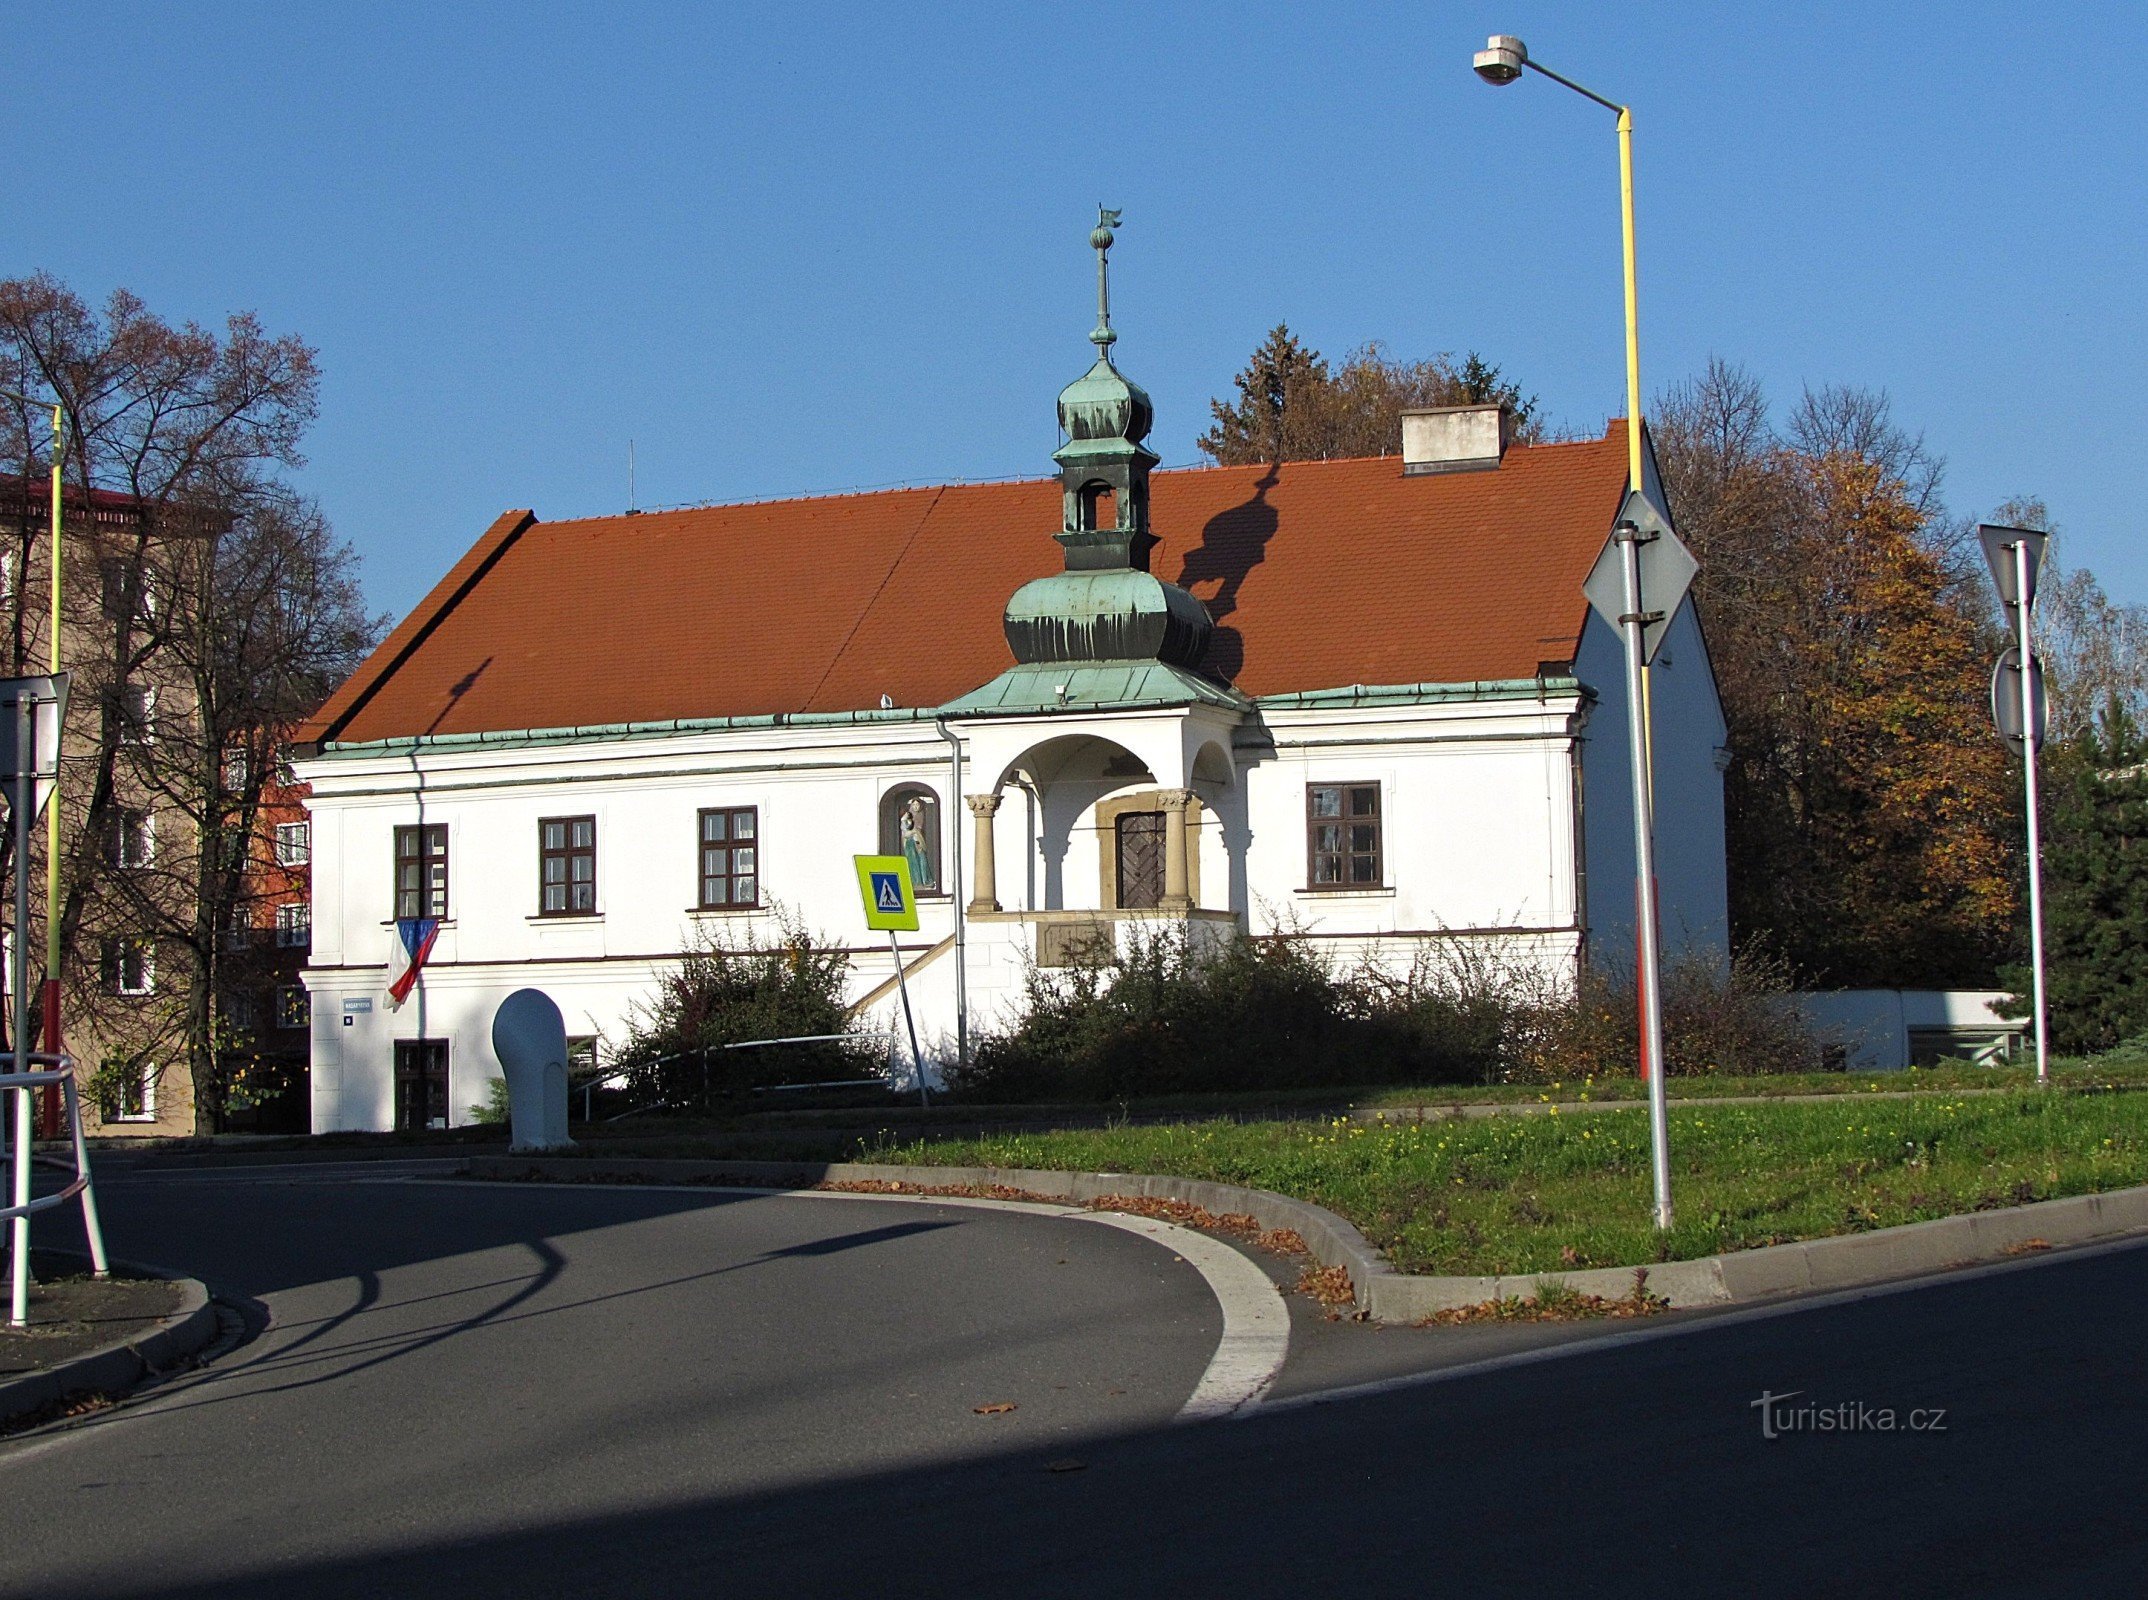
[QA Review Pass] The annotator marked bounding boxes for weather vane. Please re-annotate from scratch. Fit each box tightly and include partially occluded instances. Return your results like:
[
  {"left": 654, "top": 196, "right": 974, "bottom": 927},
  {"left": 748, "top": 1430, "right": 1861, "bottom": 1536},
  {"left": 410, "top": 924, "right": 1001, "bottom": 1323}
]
[{"left": 1090, "top": 205, "right": 1121, "bottom": 353}]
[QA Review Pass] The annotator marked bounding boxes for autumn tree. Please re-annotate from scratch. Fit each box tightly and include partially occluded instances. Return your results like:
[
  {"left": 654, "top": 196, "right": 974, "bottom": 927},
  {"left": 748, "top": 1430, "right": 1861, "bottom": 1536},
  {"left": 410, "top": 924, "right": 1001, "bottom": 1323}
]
[
  {"left": 1653, "top": 361, "right": 2018, "bottom": 986},
  {"left": 0, "top": 273, "right": 379, "bottom": 1131},
  {"left": 1200, "top": 325, "right": 1540, "bottom": 465}
]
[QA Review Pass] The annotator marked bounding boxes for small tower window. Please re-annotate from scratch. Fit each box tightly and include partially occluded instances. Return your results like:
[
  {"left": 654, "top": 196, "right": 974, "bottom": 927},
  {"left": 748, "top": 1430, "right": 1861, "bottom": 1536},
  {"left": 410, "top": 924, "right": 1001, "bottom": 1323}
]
[{"left": 1078, "top": 482, "right": 1116, "bottom": 532}]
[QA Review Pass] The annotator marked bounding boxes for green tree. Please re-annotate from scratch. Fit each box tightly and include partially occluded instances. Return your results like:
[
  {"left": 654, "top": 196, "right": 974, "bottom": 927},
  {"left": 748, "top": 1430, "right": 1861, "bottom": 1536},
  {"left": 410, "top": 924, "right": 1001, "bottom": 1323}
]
[
  {"left": 1200, "top": 327, "right": 1539, "bottom": 465},
  {"left": 2004, "top": 702, "right": 2148, "bottom": 1053}
]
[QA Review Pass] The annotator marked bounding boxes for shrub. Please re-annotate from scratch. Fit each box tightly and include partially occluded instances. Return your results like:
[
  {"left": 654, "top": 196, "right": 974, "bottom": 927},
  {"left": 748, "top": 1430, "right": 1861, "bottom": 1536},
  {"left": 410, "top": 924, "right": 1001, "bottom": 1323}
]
[
  {"left": 1509, "top": 946, "right": 1821, "bottom": 1083},
  {"left": 614, "top": 909, "right": 870, "bottom": 1110},
  {"left": 947, "top": 929, "right": 1820, "bottom": 1102}
]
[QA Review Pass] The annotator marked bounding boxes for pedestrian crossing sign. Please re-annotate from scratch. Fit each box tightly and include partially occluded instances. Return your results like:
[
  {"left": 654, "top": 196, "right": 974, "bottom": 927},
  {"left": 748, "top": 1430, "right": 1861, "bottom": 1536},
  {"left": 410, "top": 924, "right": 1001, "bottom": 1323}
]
[{"left": 854, "top": 854, "right": 920, "bottom": 931}]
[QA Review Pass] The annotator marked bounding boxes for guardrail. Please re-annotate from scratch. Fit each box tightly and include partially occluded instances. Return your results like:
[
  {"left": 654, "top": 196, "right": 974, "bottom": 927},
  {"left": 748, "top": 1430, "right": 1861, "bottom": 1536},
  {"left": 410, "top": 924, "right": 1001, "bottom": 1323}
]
[{"left": 3, "top": 1051, "right": 108, "bottom": 1326}]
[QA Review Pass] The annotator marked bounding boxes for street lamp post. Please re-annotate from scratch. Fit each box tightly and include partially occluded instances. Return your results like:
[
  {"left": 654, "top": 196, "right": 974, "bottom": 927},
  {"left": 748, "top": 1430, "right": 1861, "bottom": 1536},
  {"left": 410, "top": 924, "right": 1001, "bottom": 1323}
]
[{"left": 1474, "top": 34, "right": 1678, "bottom": 1231}]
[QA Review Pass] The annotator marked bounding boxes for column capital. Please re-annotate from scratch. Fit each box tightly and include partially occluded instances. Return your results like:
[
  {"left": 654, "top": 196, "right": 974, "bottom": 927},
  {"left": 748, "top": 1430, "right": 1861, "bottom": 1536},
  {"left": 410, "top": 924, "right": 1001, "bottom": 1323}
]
[
  {"left": 1154, "top": 788, "right": 1196, "bottom": 811},
  {"left": 965, "top": 793, "right": 1003, "bottom": 818}
]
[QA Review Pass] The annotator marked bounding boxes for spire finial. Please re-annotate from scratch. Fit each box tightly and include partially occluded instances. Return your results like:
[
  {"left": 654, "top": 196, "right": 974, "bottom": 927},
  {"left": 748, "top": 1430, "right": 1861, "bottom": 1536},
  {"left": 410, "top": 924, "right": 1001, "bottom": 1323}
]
[{"left": 1089, "top": 205, "right": 1121, "bottom": 353}]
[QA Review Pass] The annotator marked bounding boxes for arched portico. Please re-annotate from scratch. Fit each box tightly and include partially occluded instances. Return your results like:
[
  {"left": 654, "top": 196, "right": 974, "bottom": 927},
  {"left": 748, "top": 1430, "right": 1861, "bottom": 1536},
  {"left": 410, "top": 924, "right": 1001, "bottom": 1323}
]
[{"left": 949, "top": 706, "right": 1245, "bottom": 956}]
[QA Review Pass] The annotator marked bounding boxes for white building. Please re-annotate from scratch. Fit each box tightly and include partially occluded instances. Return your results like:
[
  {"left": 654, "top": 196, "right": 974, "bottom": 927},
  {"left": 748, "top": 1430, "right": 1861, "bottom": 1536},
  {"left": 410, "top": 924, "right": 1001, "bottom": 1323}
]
[{"left": 295, "top": 223, "right": 1728, "bottom": 1131}]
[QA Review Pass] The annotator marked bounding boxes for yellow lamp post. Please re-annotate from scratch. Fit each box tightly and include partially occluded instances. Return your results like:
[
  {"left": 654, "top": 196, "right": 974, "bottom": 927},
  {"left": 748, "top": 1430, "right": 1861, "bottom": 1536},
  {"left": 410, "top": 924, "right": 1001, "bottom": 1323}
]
[
  {"left": 1473, "top": 38, "right": 1679, "bottom": 1229},
  {"left": 1472, "top": 35, "right": 1656, "bottom": 781},
  {"left": 3, "top": 393, "right": 67, "bottom": 1099},
  {"left": 1472, "top": 35, "right": 1643, "bottom": 494}
]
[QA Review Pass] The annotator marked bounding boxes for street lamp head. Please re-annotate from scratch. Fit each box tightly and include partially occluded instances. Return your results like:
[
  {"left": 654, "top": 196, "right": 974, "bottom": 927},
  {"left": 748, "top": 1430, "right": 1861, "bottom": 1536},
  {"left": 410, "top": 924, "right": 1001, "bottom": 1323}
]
[{"left": 1473, "top": 34, "right": 1528, "bottom": 86}]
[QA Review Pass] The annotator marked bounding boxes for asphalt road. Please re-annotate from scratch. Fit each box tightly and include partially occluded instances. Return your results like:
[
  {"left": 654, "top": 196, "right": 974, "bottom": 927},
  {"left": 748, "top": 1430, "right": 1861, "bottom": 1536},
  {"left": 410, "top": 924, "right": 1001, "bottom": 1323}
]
[{"left": 4, "top": 1160, "right": 2146, "bottom": 1598}]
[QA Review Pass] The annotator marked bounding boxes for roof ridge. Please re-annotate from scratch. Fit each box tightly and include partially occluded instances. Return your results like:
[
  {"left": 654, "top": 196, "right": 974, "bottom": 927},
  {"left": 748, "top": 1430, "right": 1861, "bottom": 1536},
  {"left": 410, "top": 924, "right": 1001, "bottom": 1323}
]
[{"left": 531, "top": 425, "right": 1623, "bottom": 530}]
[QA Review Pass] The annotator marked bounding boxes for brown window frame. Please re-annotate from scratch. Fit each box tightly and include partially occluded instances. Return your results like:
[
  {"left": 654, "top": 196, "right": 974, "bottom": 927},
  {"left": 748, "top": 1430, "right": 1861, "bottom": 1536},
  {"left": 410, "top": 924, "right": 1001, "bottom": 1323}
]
[
  {"left": 697, "top": 806, "right": 760, "bottom": 909},
  {"left": 538, "top": 814, "right": 598, "bottom": 916},
  {"left": 1305, "top": 781, "right": 1383, "bottom": 890},
  {"left": 395, "top": 824, "right": 449, "bottom": 920}
]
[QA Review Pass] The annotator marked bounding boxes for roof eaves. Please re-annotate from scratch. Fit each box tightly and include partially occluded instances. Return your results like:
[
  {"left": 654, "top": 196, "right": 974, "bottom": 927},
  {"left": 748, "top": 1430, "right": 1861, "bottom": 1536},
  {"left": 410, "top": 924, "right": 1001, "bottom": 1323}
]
[{"left": 311, "top": 704, "right": 947, "bottom": 758}]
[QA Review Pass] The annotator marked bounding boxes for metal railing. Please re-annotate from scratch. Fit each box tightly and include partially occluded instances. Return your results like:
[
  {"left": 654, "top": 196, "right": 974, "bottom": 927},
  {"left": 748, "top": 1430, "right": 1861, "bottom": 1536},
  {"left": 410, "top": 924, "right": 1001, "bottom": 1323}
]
[{"left": 3, "top": 1051, "right": 109, "bottom": 1325}]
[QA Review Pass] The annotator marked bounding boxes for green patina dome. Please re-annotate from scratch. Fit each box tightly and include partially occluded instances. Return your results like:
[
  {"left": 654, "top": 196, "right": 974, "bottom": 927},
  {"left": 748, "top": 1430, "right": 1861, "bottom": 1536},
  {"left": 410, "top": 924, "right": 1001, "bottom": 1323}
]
[{"left": 1057, "top": 357, "right": 1154, "bottom": 445}]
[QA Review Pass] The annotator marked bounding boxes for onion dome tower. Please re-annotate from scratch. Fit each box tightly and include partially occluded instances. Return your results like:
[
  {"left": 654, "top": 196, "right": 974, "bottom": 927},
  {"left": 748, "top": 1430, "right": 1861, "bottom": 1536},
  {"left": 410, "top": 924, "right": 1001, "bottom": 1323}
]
[{"left": 997, "top": 209, "right": 1215, "bottom": 672}]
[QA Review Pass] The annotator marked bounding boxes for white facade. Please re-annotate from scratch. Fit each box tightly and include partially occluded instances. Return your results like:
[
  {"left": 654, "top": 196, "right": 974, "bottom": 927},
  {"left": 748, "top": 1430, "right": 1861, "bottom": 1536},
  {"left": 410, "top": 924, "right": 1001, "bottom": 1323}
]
[{"left": 299, "top": 667, "right": 1729, "bottom": 1131}]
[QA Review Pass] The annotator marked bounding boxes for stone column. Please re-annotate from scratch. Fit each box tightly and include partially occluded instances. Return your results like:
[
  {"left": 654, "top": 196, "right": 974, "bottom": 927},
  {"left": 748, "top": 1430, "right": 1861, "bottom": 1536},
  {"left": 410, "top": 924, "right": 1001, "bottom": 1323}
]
[
  {"left": 1158, "top": 789, "right": 1194, "bottom": 911},
  {"left": 966, "top": 793, "right": 1003, "bottom": 913}
]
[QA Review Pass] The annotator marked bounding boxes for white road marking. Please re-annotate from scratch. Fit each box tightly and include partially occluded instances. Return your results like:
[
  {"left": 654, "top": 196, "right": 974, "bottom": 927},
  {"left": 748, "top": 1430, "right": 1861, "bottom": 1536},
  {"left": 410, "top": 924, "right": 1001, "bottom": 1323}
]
[{"left": 1078, "top": 1210, "right": 1290, "bottom": 1421}]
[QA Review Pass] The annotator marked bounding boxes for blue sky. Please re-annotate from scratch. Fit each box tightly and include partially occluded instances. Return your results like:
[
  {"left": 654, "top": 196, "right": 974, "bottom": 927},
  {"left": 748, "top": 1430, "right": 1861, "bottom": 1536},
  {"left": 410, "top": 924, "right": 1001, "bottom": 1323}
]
[{"left": 12, "top": 2, "right": 2144, "bottom": 617}]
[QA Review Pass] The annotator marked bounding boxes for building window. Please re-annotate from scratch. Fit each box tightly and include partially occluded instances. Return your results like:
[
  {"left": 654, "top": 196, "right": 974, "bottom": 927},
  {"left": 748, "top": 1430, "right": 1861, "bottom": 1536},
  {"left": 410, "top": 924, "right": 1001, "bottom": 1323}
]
[
  {"left": 217, "top": 826, "right": 252, "bottom": 872},
  {"left": 225, "top": 991, "right": 256, "bottom": 1033},
  {"left": 111, "top": 807, "right": 154, "bottom": 869},
  {"left": 115, "top": 683, "right": 155, "bottom": 745},
  {"left": 225, "top": 910, "right": 251, "bottom": 952},
  {"left": 539, "top": 815, "right": 597, "bottom": 915},
  {"left": 1307, "top": 782, "right": 1382, "bottom": 888},
  {"left": 276, "top": 901, "right": 310, "bottom": 947},
  {"left": 275, "top": 821, "right": 310, "bottom": 866},
  {"left": 275, "top": 985, "right": 311, "bottom": 1029},
  {"left": 100, "top": 558, "right": 157, "bottom": 625},
  {"left": 107, "top": 937, "right": 154, "bottom": 996},
  {"left": 222, "top": 746, "right": 250, "bottom": 794},
  {"left": 394, "top": 824, "right": 448, "bottom": 919},
  {"left": 697, "top": 807, "right": 758, "bottom": 909},
  {"left": 100, "top": 1058, "right": 155, "bottom": 1123},
  {"left": 878, "top": 786, "right": 942, "bottom": 897}
]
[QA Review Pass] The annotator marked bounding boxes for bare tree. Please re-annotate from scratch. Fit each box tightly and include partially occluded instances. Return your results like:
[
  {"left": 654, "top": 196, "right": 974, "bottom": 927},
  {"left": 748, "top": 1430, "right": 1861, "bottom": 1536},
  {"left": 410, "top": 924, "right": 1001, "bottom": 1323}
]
[{"left": 0, "top": 273, "right": 379, "bottom": 1130}]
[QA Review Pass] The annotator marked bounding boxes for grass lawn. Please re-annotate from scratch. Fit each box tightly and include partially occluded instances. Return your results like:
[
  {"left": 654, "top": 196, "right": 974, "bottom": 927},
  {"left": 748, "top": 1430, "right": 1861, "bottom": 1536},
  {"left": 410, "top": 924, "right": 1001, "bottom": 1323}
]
[{"left": 862, "top": 1087, "right": 2148, "bottom": 1276}]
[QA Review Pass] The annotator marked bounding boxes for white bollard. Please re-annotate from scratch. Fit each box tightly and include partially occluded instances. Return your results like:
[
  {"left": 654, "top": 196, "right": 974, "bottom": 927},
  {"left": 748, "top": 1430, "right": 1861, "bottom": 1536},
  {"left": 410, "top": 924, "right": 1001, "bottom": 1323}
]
[{"left": 491, "top": 989, "right": 573, "bottom": 1152}]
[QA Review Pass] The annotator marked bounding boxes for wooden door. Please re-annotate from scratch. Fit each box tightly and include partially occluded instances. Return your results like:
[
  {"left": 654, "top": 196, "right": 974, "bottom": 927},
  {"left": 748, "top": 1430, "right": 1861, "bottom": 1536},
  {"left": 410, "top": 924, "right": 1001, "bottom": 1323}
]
[{"left": 1115, "top": 811, "right": 1166, "bottom": 909}]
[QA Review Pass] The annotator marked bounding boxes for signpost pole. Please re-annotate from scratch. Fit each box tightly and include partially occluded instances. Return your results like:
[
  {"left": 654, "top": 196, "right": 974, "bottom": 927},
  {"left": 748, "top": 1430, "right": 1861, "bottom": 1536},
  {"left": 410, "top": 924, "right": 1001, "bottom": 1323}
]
[
  {"left": 10, "top": 692, "right": 34, "bottom": 1325},
  {"left": 1618, "top": 521, "right": 1674, "bottom": 1231},
  {"left": 2016, "top": 537, "right": 2050, "bottom": 1086},
  {"left": 888, "top": 930, "right": 928, "bottom": 1109}
]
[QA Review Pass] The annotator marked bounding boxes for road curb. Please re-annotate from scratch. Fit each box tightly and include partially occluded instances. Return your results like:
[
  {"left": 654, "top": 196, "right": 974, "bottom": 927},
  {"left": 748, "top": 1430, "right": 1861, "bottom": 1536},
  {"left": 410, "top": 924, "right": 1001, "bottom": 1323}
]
[
  {"left": 0, "top": 1262, "right": 218, "bottom": 1426},
  {"left": 466, "top": 1155, "right": 2148, "bottom": 1322}
]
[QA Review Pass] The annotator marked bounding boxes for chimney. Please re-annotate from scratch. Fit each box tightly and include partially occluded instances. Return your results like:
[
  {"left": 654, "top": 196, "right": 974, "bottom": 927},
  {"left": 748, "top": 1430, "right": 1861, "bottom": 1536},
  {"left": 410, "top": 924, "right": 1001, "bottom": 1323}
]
[{"left": 1400, "top": 403, "right": 1514, "bottom": 475}]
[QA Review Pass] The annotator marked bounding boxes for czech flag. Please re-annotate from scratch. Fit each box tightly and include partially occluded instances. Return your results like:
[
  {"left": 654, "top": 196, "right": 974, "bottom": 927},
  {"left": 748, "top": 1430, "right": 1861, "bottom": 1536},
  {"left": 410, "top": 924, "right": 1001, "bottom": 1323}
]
[{"left": 386, "top": 917, "right": 440, "bottom": 1011}]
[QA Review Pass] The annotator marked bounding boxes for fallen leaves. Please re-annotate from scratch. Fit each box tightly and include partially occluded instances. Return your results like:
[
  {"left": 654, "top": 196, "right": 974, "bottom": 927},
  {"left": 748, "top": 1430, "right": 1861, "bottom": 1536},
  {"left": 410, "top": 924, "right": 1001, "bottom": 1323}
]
[
  {"left": 1296, "top": 1263, "right": 1358, "bottom": 1316},
  {"left": 972, "top": 1402, "right": 1017, "bottom": 1416}
]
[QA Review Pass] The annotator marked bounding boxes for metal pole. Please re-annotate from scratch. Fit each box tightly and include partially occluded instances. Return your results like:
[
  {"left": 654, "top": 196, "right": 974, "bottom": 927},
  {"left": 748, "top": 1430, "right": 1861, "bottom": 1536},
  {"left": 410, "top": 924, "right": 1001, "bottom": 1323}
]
[
  {"left": 2017, "top": 538, "right": 2050, "bottom": 1085},
  {"left": 43, "top": 403, "right": 63, "bottom": 1033},
  {"left": 62, "top": 1072, "right": 106, "bottom": 1276},
  {"left": 937, "top": 721, "right": 968, "bottom": 1075},
  {"left": 1619, "top": 523, "right": 1673, "bottom": 1230},
  {"left": 11, "top": 692, "right": 35, "bottom": 1323},
  {"left": 888, "top": 929, "right": 928, "bottom": 1109}
]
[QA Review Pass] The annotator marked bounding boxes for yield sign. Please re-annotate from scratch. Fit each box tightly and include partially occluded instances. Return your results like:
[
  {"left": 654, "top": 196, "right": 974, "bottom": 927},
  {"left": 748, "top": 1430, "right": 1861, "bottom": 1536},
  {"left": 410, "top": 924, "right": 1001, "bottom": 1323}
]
[
  {"left": 1582, "top": 488, "right": 1697, "bottom": 666},
  {"left": 1979, "top": 524, "right": 2049, "bottom": 646}
]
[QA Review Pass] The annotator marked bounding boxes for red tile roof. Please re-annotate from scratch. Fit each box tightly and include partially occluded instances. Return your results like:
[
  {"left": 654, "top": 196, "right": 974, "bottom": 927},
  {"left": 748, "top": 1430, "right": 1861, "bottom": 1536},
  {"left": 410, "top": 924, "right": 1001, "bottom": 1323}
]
[{"left": 300, "top": 425, "right": 1630, "bottom": 745}]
